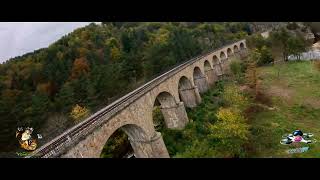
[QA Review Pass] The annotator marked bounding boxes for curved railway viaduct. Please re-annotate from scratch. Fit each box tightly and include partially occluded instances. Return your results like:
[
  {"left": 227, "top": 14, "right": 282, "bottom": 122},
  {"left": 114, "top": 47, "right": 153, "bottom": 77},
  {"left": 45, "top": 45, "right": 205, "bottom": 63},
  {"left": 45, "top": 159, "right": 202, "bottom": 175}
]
[{"left": 28, "top": 39, "right": 248, "bottom": 158}]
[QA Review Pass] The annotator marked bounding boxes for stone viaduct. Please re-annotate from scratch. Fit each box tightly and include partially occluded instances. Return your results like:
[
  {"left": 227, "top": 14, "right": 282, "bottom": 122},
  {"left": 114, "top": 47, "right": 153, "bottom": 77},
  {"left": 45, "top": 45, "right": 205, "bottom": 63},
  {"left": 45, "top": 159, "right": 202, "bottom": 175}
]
[{"left": 28, "top": 39, "right": 247, "bottom": 158}]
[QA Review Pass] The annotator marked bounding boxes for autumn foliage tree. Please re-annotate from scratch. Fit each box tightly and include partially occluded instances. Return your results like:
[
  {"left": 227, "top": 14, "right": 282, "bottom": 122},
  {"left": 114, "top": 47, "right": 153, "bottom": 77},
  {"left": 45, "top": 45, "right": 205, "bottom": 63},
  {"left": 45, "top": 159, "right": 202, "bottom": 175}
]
[
  {"left": 245, "top": 50, "right": 260, "bottom": 96},
  {"left": 70, "top": 104, "right": 90, "bottom": 123},
  {"left": 70, "top": 57, "right": 90, "bottom": 79}
]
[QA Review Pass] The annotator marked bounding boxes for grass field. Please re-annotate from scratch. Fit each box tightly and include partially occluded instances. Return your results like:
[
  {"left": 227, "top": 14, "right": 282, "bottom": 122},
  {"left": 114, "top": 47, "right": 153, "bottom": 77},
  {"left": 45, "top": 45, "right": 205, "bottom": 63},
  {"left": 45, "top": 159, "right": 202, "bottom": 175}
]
[{"left": 249, "top": 61, "right": 320, "bottom": 157}]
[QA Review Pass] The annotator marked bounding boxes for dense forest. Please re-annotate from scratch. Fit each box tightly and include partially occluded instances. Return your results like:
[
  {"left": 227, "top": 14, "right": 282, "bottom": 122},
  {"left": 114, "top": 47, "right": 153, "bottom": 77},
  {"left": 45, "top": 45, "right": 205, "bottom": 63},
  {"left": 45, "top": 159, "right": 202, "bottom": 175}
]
[{"left": 0, "top": 22, "right": 257, "bottom": 157}]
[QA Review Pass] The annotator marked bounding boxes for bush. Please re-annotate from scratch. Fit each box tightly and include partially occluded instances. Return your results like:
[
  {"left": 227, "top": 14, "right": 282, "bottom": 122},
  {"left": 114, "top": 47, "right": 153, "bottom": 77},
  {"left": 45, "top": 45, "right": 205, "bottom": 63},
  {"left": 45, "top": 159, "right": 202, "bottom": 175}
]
[
  {"left": 222, "top": 84, "right": 249, "bottom": 110},
  {"left": 70, "top": 104, "right": 90, "bottom": 123},
  {"left": 258, "top": 46, "right": 274, "bottom": 66},
  {"left": 153, "top": 107, "right": 166, "bottom": 131},
  {"left": 175, "top": 139, "right": 218, "bottom": 158},
  {"left": 246, "top": 34, "right": 270, "bottom": 50},
  {"left": 230, "top": 59, "right": 245, "bottom": 82}
]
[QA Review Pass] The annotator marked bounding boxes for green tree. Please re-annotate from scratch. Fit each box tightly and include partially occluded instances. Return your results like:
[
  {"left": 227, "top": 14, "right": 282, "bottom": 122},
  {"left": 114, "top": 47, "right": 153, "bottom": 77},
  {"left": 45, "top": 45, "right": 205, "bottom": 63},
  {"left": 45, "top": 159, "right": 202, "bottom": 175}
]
[
  {"left": 55, "top": 82, "right": 74, "bottom": 112},
  {"left": 258, "top": 46, "right": 273, "bottom": 65},
  {"left": 287, "top": 35, "right": 307, "bottom": 60},
  {"left": 269, "top": 28, "right": 291, "bottom": 61}
]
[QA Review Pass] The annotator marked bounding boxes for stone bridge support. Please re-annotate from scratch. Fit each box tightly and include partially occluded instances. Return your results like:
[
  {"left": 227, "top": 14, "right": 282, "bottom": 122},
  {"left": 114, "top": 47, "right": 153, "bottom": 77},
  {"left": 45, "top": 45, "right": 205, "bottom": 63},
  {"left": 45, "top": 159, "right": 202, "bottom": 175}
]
[
  {"left": 194, "top": 76, "right": 209, "bottom": 93},
  {"left": 160, "top": 101, "right": 189, "bottom": 129},
  {"left": 220, "top": 58, "right": 228, "bottom": 72},
  {"left": 205, "top": 68, "right": 216, "bottom": 86},
  {"left": 221, "top": 59, "right": 231, "bottom": 74},
  {"left": 178, "top": 76, "right": 201, "bottom": 108},
  {"left": 193, "top": 67, "right": 209, "bottom": 94},
  {"left": 179, "top": 86, "right": 201, "bottom": 107},
  {"left": 204, "top": 60, "right": 216, "bottom": 86},
  {"left": 129, "top": 131, "right": 169, "bottom": 158}
]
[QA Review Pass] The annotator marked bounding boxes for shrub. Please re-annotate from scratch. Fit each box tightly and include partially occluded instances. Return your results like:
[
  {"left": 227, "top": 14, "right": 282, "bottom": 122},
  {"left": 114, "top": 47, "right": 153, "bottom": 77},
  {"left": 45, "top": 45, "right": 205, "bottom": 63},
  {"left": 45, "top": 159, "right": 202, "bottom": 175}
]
[
  {"left": 70, "top": 104, "right": 90, "bottom": 122},
  {"left": 246, "top": 34, "right": 270, "bottom": 50},
  {"left": 230, "top": 59, "right": 245, "bottom": 82},
  {"left": 222, "top": 84, "right": 249, "bottom": 110},
  {"left": 153, "top": 107, "right": 166, "bottom": 131},
  {"left": 175, "top": 139, "right": 218, "bottom": 158},
  {"left": 258, "top": 46, "right": 274, "bottom": 66}
]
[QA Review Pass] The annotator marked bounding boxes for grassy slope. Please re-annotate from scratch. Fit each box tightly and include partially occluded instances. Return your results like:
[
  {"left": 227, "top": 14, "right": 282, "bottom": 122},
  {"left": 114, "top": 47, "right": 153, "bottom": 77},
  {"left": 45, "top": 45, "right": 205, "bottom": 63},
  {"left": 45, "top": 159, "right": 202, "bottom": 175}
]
[{"left": 250, "top": 61, "right": 320, "bottom": 157}]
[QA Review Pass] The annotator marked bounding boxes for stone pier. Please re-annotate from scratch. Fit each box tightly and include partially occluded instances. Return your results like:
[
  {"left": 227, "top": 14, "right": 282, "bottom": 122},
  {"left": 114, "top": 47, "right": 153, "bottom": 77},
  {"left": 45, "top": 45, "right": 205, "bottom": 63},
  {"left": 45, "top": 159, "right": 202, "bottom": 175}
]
[
  {"left": 194, "top": 75, "right": 209, "bottom": 93},
  {"left": 179, "top": 86, "right": 201, "bottom": 108},
  {"left": 160, "top": 101, "right": 189, "bottom": 129},
  {"left": 129, "top": 131, "right": 169, "bottom": 158},
  {"left": 205, "top": 68, "right": 217, "bottom": 85}
]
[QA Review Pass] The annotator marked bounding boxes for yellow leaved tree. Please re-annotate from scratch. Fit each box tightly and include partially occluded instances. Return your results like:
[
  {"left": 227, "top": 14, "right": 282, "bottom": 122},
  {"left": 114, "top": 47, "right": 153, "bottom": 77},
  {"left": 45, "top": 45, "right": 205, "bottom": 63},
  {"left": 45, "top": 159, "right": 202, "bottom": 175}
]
[
  {"left": 210, "top": 107, "right": 249, "bottom": 140},
  {"left": 208, "top": 107, "right": 250, "bottom": 157},
  {"left": 70, "top": 104, "right": 90, "bottom": 123}
]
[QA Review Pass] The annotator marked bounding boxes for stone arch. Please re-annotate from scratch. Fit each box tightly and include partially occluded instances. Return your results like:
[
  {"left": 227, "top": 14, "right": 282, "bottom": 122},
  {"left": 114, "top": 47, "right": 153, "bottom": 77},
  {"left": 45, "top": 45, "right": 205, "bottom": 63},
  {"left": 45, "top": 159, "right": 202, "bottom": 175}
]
[
  {"left": 212, "top": 55, "right": 220, "bottom": 65},
  {"left": 204, "top": 60, "right": 212, "bottom": 71},
  {"left": 212, "top": 55, "right": 223, "bottom": 76},
  {"left": 240, "top": 42, "right": 245, "bottom": 50},
  {"left": 193, "top": 66, "right": 209, "bottom": 93},
  {"left": 100, "top": 123, "right": 151, "bottom": 158},
  {"left": 155, "top": 91, "right": 177, "bottom": 108},
  {"left": 178, "top": 76, "right": 200, "bottom": 108},
  {"left": 234, "top": 45, "right": 239, "bottom": 53},
  {"left": 204, "top": 60, "right": 215, "bottom": 85},
  {"left": 227, "top": 48, "right": 233, "bottom": 57},
  {"left": 220, "top": 51, "right": 228, "bottom": 71},
  {"left": 220, "top": 51, "right": 227, "bottom": 60},
  {"left": 153, "top": 91, "right": 188, "bottom": 129}
]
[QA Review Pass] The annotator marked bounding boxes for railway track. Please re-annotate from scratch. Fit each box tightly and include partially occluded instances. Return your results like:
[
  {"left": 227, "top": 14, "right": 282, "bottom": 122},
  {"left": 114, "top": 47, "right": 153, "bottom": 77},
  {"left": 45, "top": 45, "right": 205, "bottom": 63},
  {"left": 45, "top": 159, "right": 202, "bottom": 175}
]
[{"left": 27, "top": 39, "right": 245, "bottom": 158}]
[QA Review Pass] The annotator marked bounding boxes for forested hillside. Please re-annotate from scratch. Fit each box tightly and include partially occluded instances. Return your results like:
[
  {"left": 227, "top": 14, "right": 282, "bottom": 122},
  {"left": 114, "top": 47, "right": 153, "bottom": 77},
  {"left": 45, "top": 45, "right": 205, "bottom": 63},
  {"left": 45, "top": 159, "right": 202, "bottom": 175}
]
[{"left": 0, "top": 22, "right": 253, "bottom": 156}]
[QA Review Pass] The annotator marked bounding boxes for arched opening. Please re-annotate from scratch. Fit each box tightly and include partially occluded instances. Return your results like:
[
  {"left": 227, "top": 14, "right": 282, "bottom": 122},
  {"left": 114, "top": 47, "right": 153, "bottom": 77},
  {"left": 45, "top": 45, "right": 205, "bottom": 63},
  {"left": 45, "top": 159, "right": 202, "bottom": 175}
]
[
  {"left": 193, "top": 66, "right": 209, "bottom": 93},
  {"left": 153, "top": 92, "right": 182, "bottom": 130},
  {"left": 220, "top": 51, "right": 228, "bottom": 71},
  {"left": 234, "top": 45, "right": 239, "bottom": 53},
  {"left": 220, "top": 51, "right": 227, "bottom": 60},
  {"left": 100, "top": 124, "right": 148, "bottom": 158},
  {"left": 178, "top": 76, "right": 199, "bottom": 108},
  {"left": 240, "top": 42, "right": 245, "bottom": 50},
  {"left": 152, "top": 91, "right": 189, "bottom": 156},
  {"left": 227, "top": 48, "right": 233, "bottom": 57},
  {"left": 212, "top": 55, "right": 223, "bottom": 76},
  {"left": 204, "top": 60, "right": 215, "bottom": 85},
  {"left": 204, "top": 60, "right": 212, "bottom": 71},
  {"left": 213, "top": 55, "right": 220, "bottom": 65}
]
